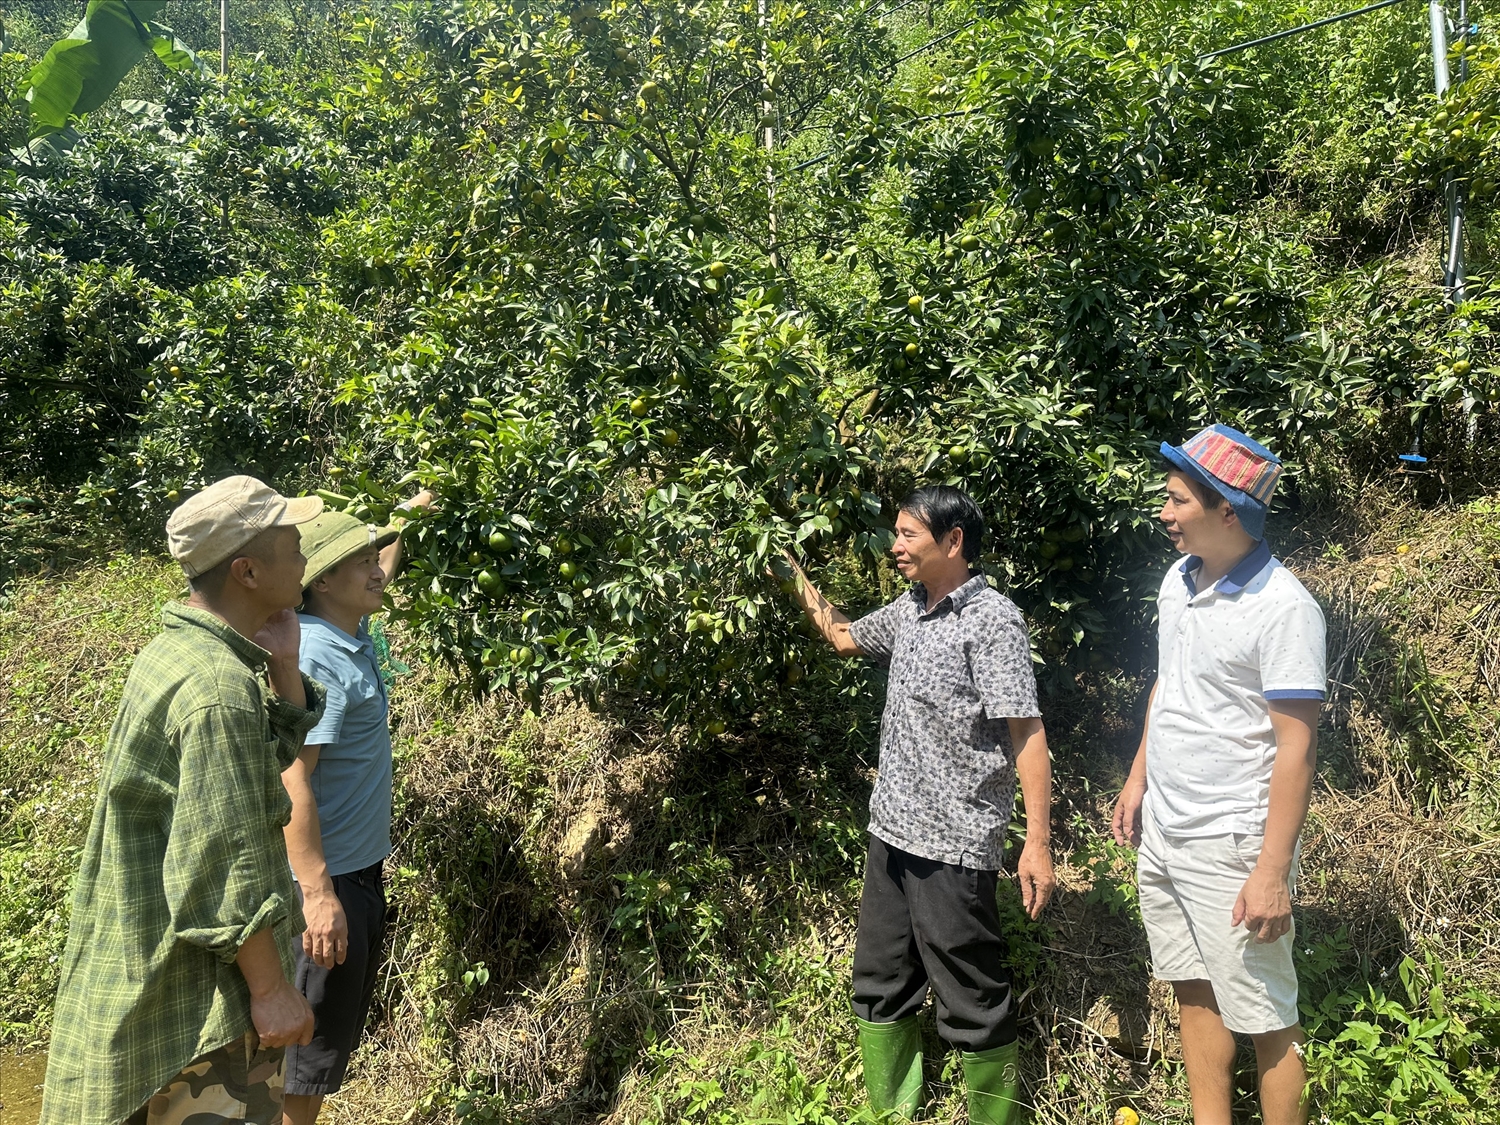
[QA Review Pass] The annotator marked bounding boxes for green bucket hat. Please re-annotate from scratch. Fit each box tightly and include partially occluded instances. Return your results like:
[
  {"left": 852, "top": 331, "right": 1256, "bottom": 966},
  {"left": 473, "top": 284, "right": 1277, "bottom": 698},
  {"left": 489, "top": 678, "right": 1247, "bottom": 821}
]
[{"left": 300, "top": 510, "right": 399, "bottom": 588}]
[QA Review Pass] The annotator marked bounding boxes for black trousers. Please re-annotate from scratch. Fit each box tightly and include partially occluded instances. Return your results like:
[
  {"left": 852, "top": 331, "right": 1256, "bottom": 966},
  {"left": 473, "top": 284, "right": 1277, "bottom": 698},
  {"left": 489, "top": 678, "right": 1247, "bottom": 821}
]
[
  {"left": 851, "top": 835, "right": 1017, "bottom": 1052},
  {"left": 284, "top": 860, "right": 387, "bottom": 1096}
]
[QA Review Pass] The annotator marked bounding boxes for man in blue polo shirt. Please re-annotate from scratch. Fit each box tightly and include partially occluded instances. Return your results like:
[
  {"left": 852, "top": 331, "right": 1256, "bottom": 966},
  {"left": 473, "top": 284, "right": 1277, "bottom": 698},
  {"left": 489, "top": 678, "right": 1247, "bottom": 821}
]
[
  {"left": 1112, "top": 425, "right": 1324, "bottom": 1125},
  {"left": 280, "top": 492, "right": 431, "bottom": 1125}
]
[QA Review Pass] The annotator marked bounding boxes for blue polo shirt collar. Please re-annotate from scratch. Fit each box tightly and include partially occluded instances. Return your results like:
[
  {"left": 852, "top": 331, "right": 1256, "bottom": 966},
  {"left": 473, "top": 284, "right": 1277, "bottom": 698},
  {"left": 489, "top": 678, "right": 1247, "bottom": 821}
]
[
  {"left": 1179, "top": 539, "right": 1272, "bottom": 598},
  {"left": 302, "top": 615, "right": 373, "bottom": 654}
]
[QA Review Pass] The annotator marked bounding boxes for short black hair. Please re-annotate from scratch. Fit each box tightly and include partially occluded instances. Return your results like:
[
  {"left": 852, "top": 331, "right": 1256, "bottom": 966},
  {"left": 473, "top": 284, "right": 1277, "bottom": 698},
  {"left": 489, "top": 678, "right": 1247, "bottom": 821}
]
[
  {"left": 185, "top": 527, "right": 279, "bottom": 598},
  {"left": 187, "top": 555, "right": 233, "bottom": 597},
  {"left": 1173, "top": 468, "right": 1229, "bottom": 513},
  {"left": 899, "top": 485, "right": 985, "bottom": 563}
]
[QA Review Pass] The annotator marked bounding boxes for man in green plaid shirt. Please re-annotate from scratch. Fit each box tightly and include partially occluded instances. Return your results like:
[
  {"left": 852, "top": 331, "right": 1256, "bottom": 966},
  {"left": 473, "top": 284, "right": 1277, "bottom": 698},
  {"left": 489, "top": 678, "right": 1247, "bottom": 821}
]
[{"left": 40, "top": 477, "right": 329, "bottom": 1125}]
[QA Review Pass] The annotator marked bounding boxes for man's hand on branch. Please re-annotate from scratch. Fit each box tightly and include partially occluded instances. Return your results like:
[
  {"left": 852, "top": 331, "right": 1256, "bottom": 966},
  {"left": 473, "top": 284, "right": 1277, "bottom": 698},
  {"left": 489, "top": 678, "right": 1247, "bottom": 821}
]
[{"left": 392, "top": 489, "right": 437, "bottom": 522}]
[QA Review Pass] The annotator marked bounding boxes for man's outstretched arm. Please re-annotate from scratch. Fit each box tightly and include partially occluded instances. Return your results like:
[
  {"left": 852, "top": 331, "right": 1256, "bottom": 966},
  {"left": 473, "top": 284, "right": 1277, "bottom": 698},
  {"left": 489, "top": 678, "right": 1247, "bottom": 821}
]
[{"left": 780, "top": 550, "right": 862, "bottom": 657}]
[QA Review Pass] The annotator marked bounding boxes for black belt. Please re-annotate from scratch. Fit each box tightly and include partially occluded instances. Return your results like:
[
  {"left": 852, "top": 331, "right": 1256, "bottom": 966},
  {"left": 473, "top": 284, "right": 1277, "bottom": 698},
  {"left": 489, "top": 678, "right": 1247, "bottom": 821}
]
[{"left": 336, "top": 859, "right": 384, "bottom": 888}]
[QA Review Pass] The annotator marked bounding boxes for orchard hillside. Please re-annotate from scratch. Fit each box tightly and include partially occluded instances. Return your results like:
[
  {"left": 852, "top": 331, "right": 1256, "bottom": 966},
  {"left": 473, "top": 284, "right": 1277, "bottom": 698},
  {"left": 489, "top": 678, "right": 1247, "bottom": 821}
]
[{"left": 4, "top": 1, "right": 1500, "bottom": 1122}]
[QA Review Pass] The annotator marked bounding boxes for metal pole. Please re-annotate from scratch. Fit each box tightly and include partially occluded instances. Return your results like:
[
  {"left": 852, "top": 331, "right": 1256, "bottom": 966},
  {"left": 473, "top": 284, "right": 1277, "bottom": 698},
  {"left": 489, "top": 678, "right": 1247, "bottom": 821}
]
[
  {"left": 759, "top": 0, "right": 778, "bottom": 270},
  {"left": 221, "top": 0, "right": 230, "bottom": 231},
  {"left": 1430, "top": 1, "right": 1467, "bottom": 304},
  {"left": 1446, "top": 0, "right": 1467, "bottom": 303},
  {"left": 1429, "top": 1, "right": 1450, "bottom": 92}
]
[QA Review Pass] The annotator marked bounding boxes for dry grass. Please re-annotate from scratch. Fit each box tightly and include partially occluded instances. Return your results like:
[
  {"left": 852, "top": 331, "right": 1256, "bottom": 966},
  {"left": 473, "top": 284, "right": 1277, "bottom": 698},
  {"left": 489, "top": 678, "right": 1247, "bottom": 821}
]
[{"left": 6, "top": 492, "right": 1500, "bottom": 1122}]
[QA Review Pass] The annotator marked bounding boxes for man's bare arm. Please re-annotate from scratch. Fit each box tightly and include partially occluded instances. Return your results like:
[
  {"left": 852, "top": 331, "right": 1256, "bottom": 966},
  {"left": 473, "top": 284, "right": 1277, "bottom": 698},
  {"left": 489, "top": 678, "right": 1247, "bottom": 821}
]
[
  {"left": 781, "top": 551, "right": 861, "bottom": 657},
  {"left": 235, "top": 928, "right": 314, "bottom": 1048},
  {"left": 1260, "top": 699, "right": 1319, "bottom": 870},
  {"left": 379, "top": 489, "right": 436, "bottom": 578},
  {"left": 281, "top": 744, "right": 348, "bottom": 969},
  {"left": 1009, "top": 715, "right": 1055, "bottom": 918},
  {"left": 1233, "top": 698, "right": 1319, "bottom": 943}
]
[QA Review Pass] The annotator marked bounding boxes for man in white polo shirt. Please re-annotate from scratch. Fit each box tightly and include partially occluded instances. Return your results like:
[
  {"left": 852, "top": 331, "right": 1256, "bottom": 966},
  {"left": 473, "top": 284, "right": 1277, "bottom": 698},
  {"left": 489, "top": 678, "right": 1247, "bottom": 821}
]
[{"left": 1112, "top": 424, "right": 1324, "bottom": 1125}]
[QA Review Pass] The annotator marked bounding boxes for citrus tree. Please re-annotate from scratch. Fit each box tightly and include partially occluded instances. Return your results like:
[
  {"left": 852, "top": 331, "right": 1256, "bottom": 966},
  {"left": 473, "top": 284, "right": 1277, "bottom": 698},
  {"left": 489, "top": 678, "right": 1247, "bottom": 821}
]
[
  {"left": 305, "top": 0, "right": 1380, "bottom": 709},
  {"left": 7, "top": 0, "right": 1497, "bottom": 718}
]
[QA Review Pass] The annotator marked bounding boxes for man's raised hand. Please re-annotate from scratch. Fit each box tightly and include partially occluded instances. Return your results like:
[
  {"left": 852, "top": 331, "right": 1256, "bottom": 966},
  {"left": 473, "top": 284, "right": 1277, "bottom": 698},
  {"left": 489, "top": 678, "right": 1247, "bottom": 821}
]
[{"left": 253, "top": 607, "right": 301, "bottom": 664}]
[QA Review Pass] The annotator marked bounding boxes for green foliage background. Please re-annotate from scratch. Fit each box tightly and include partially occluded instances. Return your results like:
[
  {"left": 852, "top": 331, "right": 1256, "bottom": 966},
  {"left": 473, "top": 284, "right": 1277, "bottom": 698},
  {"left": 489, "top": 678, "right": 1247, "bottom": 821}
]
[
  {"left": 5, "top": 0, "right": 1500, "bottom": 1121},
  {"left": 4, "top": 0, "right": 1498, "bottom": 697}
]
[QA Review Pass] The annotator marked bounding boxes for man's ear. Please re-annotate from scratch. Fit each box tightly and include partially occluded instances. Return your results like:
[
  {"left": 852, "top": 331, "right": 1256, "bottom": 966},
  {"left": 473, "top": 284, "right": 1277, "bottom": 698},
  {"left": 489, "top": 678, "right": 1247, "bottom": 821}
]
[
  {"left": 1220, "top": 502, "right": 1240, "bottom": 529},
  {"left": 946, "top": 527, "right": 965, "bottom": 559},
  {"left": 227, "top": 554, "right": 259, "bottom": 590}
]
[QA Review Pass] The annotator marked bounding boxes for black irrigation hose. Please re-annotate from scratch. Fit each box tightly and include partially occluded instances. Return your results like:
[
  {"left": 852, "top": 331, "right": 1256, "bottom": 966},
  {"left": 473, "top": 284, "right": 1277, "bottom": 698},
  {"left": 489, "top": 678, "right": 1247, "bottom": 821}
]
[
  {"left": 887, "top": 18, "right": 979, "bottom": 69},
  {"left": 878, "top": 0, "right": 930, "bottom": 22}
]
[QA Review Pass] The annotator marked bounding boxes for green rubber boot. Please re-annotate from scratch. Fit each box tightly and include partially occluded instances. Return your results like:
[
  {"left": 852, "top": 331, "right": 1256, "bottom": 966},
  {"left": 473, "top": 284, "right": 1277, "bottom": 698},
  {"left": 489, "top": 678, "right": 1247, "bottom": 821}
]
[
  {"left": 961, "top": 1040, "right": 1024, "bottom": 1125},
  {"left": 854, "top": 1014, "right": 925, "bottom": 1119}
]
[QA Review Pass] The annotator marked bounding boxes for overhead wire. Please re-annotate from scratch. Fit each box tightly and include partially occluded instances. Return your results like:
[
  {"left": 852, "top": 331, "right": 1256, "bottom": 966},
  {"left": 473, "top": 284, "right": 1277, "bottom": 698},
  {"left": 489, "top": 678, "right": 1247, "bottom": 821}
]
[
  {"left": 1198, "top": 0, "right": 1415, "bottom": 59},
  {"left": 786, "top": 0, "right": 1424, "bottom": 174},
  {"left": 789, "top": 13, "right": 980, "bottom": 171}
]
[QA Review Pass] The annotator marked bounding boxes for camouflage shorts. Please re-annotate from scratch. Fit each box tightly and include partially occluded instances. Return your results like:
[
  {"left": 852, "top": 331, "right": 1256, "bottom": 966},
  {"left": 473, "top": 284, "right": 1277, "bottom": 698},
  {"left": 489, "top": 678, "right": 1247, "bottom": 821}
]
[{"left": 125, "top": 1031, "right": 285, "bottom": 1125}]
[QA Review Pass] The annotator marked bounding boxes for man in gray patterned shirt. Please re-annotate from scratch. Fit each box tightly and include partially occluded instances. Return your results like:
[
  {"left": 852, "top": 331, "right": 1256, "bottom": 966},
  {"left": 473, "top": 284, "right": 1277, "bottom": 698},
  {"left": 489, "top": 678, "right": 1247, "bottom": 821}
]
[{"left": 781, "top": 485, "right": 1054, "bottom": 1125}]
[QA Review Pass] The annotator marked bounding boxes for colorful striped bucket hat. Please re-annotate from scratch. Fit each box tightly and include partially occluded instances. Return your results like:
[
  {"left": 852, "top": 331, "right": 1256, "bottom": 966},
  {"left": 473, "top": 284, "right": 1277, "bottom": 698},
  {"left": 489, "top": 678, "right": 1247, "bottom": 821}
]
[{"left": 1160, "top": 424, "right": 1282, "bottom": 540}]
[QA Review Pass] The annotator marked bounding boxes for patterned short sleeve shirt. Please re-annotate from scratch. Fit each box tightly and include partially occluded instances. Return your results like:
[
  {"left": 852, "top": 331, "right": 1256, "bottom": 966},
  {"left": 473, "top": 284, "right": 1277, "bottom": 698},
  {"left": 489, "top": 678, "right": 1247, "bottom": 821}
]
[{"left": 848, "top": 573, "right": 1040, "bottom": 870}]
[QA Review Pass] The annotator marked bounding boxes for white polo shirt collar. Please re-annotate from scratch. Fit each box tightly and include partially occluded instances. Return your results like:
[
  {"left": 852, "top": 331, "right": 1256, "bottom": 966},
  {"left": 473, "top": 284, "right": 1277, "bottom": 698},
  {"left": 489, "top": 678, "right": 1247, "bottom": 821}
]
[{"left": 1178, "top": 538, "right": 1273, "bottom": 599}]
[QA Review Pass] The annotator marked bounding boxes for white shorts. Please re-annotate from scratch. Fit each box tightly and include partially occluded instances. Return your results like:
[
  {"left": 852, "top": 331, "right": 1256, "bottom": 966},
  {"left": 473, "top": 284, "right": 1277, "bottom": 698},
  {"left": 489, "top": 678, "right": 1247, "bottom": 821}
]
[{"left": 1137, "top": 811, "right": 1301, "bottom": 1035}]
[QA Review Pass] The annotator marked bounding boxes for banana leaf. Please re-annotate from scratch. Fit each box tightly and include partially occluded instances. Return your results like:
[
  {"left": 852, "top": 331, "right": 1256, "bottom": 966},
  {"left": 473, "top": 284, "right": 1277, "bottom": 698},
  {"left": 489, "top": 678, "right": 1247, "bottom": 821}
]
[{"left": 25, "top": 0, "right": 202, "bottom": 141}]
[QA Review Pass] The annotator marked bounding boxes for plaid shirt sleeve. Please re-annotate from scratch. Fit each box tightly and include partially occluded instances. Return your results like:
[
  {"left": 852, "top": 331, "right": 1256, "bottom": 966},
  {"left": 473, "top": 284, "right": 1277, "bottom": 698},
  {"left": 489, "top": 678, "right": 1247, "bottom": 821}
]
[
  {"left": 163, "top": 704, "right": 297, "bottom": 961},
  {"left": 268, "top": 672, "right": 327, "bottom": 767}
]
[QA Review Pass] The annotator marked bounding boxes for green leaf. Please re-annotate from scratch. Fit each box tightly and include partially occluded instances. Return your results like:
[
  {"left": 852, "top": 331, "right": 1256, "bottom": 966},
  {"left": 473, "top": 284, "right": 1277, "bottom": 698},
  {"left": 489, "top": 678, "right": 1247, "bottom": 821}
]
[{"left": 25, "top": 0, "right": 201, "bottom": 141}]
